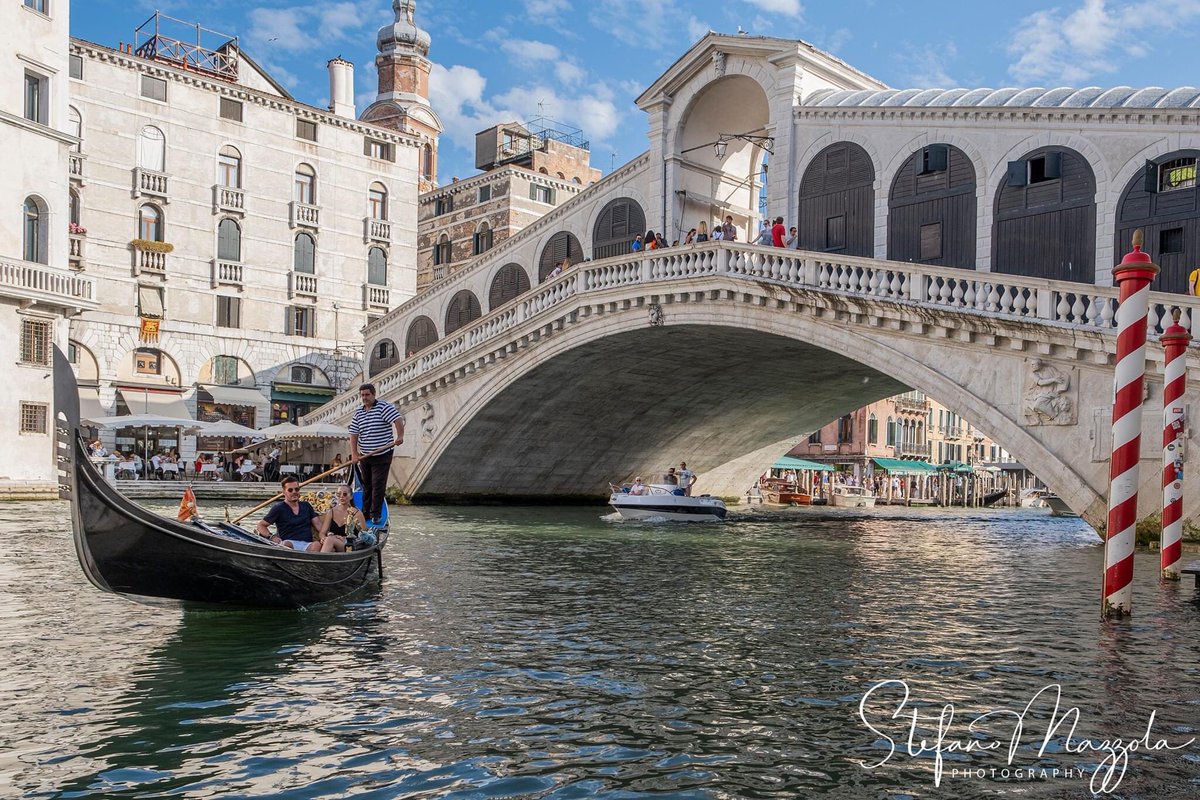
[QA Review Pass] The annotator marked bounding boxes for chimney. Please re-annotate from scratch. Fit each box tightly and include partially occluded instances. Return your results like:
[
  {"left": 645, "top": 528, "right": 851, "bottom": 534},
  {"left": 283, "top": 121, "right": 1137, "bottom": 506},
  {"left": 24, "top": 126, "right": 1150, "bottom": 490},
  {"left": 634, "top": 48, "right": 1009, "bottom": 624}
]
[{"left": 327, "top": 57, "right": 355, "bottom": 118}]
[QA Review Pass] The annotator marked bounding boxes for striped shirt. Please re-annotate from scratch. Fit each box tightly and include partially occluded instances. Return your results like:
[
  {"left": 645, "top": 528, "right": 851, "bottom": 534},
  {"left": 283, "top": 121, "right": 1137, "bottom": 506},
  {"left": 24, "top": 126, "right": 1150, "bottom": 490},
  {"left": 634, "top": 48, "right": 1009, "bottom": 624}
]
[{"left": 349, "top": 400, "right": 403, "bottom": 454}]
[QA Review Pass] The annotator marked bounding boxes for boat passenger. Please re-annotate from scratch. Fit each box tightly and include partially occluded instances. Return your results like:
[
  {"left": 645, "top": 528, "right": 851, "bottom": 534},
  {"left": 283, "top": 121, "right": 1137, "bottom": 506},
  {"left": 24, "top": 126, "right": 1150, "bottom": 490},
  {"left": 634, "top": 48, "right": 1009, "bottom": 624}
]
[
  {"left": 629, "top": 477, "right": 646, "bottom": 495},
  {"left": 256, "top": 476, "right": 321, "bottom": 551},
  {"left": 315, "top": 484, "right": 366, "bottom": 553},
  {"left": 678, "top": 462, "right": 696, "bottom": 496},
  {"left": 663, "top": 467, "right": 679, "bottom": 488}
]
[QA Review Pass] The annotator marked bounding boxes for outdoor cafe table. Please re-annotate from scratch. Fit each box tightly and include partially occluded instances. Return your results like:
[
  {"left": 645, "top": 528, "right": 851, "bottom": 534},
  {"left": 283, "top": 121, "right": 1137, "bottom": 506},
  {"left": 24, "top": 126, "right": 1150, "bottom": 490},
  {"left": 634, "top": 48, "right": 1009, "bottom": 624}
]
[
  {"left": 116, "top": 461, "right": 138, "bottom": 480},
  {"left": 160, "top": 463, "right": 179, "bottom": 478},
  {"left": 279, "top": 465, "right": 298, "bottom": 475},
  {"left": 199, "top": 464, "right": 220, "bottom": 480}
]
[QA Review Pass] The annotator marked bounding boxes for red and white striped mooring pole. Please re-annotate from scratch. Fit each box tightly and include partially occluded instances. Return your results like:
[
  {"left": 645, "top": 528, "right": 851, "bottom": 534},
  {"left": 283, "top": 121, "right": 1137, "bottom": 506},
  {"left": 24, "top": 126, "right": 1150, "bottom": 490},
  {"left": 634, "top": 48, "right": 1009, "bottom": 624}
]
[
  {"left": 1160, "top": 309, "right": 1191, "bottom": 580},
  {"left": 1103, "top": 230, "right": 1158, "bottom": 619}
]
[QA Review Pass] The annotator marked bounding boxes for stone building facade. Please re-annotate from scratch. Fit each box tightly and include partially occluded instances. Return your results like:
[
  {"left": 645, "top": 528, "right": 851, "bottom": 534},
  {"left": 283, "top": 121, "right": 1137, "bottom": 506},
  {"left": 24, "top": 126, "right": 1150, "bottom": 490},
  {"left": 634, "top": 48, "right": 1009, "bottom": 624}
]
[
  {"left": 65, "top": 15, "right": 423, "bottom": 450},
  {"left": 1, "top": 0, "right": 98, "bottom": 497},
  {"left": 415, "top": 122, "right": 600, "bottom": 292}
]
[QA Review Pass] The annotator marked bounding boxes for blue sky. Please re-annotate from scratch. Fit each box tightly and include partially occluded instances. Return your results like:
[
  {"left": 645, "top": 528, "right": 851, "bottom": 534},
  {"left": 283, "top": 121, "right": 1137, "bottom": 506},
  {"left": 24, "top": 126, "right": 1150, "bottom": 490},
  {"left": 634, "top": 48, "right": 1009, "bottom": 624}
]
[{"left": 73, "top": 0, "right": 1200, "bottom": 184}]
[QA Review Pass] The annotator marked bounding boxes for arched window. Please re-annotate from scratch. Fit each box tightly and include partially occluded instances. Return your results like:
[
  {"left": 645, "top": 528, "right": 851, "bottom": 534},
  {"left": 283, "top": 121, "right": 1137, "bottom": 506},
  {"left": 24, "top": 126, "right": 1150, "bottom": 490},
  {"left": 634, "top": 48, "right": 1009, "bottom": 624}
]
[
  {"left": 137, "top": 125, "right": 165, "bottom": 172},
  {"left": 444, "top": 290, "right": 482, "bottom": 334},
  {"left": 538, "top": 167, "right": 549, "bottom": 174},
  {"left": 538, "top": 231, "right": 583, "bottom": 281},
  {"left": 368, "top": 339, "right": 400, "bottom": 375},
  {"left": 217, "top": 218, "right": 241, "bottom": 261},
  {"left": 489, "top": 263, "right": 530, "bottom": 309},
  {"left": 886, "top": 416, "right": 895, "bottom": 446},
  {"left": 424, "top": 145, "right": 434, "bottom": 178},
  {"left": 473, "top": 221, "right": 493, "bottom": 255},
  {"left": 572, "top": 177, "right": 582, "bottom": 185},
  {"left": 837, "top": 414, "right": 854, "bottom": 444},
  {"left": 368, "top": 246, "right": 387, "bottom": 285},
  {"left": 405, "top": 315, "right": 438, "bottom": 354},
  {"left": 867, "top": 413, "right": 878, "bottom": 445},
  {"left": 798, "top": 141, "right": 875, "bottom": 256},
  {"left": 69, "top": 189, "right": 80, "bottom": 226},
  {"left": 68, "top": 106, "right": 82, "bottom": 152},
  {"left": 592, "top": 197, "right": 646, "bottom": 259},
  {"left": 368, "top": 182, "right": 388, "bottom": 220},
  {"left": 291, "top": 364, "right": 313, "bottom": 384},
  {"left": 138, "top": 204, "right": 163, "bottom": 241},
  {"left": 294, "top": 163, "right": 316, "bottom": 204},
  {"left": 294, "top": 232, "right": 315, "bottom": 273},
  {"left": 218, "top": 145, "right": 242, "bottom": 188},
  {"left": 23, "top": 197, "right": 45, "bottom": 264},
  {"left": 433, "top": 233, "right": 452, "bottom": 266}
]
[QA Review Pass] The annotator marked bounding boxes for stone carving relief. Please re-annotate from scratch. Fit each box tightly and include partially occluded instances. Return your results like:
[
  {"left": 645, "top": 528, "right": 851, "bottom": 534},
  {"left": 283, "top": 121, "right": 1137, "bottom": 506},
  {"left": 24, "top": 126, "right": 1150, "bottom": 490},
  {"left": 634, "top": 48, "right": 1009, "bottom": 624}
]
[
  {"left": 712, "top": 51, "right": 726, "bottom": 77},
  {"left": 648, "top": 304, "right": 664, "bottom": 327},
  {"left": 1022, "top": 358, "right": 1077, "bottom": 426},
  {"left": 420, "top": 401, "right": 437, "bottom": 442}
]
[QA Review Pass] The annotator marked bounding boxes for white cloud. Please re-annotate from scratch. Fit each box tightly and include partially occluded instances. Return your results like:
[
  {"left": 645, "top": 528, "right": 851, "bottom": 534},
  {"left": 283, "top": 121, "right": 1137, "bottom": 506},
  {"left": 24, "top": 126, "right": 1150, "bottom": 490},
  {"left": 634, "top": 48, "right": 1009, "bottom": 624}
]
[
  {"left": 555, "top": 61, "right": 586, "bottom": 86},
  {"left": 901, "top": 42, "right": 959, "bottom": 88},
  {"left": 685, "top": 16, "right": 712, "bottom": 42},
  {"left": 247, "top": 8, "right": 309, "bottom": 52},
  {"left": 500, "top": 38, "right": 562, "bottom": 64},
  {"left": 524, "top": 0, "right": 571, "bottom": 15},
  {"left": 429, "top": 63, "right": 624, "bottom": 164},
  {"left": 1008, "top": 0, "right": 1200, "bottom": 84},
  {"left": 318, "top": 2, "right": 368, "bottom": 41},
  {"left": 743, "top": 0, "right": 804, "bottom": 17}
]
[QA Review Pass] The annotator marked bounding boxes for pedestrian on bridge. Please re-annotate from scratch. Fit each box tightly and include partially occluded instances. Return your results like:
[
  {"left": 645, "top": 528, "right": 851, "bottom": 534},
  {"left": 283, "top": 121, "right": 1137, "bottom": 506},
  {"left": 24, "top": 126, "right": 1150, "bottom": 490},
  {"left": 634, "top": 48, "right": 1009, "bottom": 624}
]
[{"left": 349, "top": 383, "right": 405, "bottom": 527}]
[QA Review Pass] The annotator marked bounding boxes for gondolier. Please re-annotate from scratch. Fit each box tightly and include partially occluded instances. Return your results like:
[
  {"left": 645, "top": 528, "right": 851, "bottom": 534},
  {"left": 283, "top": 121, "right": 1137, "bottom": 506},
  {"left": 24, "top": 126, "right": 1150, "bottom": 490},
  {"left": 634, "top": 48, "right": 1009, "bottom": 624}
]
[{"left": 350, "top": 383, "right": 404, "bottom": 527}]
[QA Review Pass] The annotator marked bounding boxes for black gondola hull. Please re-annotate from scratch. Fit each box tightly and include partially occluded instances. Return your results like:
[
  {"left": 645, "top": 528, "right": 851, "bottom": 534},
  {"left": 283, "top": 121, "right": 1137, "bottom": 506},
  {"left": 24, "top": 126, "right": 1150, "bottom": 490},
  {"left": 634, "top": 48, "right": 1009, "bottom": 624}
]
[{"left": 56, "top": 349, "right": 385, "bottom": 610}]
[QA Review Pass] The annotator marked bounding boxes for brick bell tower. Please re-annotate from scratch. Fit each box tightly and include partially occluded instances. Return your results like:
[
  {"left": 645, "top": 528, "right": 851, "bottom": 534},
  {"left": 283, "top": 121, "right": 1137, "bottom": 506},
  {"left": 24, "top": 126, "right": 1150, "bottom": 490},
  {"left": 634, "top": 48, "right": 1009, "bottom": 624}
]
[{"left": 360, "top": 0, "right": 442, "bottom": 192}]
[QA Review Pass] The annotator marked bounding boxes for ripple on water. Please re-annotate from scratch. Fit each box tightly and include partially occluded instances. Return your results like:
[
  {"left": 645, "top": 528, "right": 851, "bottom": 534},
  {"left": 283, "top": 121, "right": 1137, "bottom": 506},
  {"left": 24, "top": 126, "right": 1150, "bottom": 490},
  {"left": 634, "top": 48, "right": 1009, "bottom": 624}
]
[{"left": 2, "top": 502, "right": 1199, "bottom": 797}]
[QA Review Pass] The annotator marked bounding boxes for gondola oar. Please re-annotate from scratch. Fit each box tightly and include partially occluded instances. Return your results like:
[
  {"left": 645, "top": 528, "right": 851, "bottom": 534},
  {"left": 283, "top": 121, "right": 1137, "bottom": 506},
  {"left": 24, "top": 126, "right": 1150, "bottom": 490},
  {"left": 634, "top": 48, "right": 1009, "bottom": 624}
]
[{"left": 232, "top": 440, "right": 399, "bottom": 524}]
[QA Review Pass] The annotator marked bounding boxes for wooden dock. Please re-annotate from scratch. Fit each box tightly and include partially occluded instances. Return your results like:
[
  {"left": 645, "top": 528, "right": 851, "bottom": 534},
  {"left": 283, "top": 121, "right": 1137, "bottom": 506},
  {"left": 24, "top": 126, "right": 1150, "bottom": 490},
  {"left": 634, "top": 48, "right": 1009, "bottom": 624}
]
[{"left": 1182, "top": 561, "right": 1200, "bottom": 588}]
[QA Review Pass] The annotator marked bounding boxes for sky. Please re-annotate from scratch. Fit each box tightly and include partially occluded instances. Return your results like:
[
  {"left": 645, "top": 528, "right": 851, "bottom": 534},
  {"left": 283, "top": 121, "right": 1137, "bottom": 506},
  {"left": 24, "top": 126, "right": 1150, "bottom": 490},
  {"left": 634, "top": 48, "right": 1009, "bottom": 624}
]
[{"left": 73, "top": 0, "right": 1200, "bottom": 184}]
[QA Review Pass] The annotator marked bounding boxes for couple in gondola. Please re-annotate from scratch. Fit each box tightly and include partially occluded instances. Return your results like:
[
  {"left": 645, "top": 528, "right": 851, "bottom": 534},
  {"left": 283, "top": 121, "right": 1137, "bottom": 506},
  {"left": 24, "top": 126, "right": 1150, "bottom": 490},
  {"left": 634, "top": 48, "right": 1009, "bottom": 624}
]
[{"left": 256, "top": 475, "right": 366, "bottom": 553}]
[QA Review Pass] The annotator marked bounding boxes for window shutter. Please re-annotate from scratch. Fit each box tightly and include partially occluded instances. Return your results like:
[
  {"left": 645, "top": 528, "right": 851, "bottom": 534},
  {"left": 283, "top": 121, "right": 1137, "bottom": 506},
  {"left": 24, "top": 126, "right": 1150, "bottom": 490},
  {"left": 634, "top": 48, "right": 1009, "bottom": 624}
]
[
  {"left": 1006, "top": 160, "right": 1027, "bottom": 187},
  {"left": 1043, "top": 152, "right": 1062, "bottom": 180},
  {"left": 529, "top": 183, "right": 537, "bottom": 201},
  {"left": 1144, "top": 160, "right": 1158, "bottom": 193},
  {"left": 926, "top": 144, "right": 948, "bottom": 173}
]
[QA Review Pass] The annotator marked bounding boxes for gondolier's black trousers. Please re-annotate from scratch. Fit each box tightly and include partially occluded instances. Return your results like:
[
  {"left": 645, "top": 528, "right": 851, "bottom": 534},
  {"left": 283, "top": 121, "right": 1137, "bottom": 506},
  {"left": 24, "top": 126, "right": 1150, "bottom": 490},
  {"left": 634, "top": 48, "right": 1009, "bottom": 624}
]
[{"left": 359, "top": 452, "right": 392, "bottom": 523}]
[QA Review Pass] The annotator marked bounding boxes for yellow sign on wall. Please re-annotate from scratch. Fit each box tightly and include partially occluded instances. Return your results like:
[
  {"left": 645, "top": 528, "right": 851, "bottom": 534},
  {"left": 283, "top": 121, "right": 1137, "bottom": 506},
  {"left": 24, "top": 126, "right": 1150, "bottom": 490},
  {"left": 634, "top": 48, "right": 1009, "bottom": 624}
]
[{"left": 139, "top": 317, "right": 160, "bottom": 343}]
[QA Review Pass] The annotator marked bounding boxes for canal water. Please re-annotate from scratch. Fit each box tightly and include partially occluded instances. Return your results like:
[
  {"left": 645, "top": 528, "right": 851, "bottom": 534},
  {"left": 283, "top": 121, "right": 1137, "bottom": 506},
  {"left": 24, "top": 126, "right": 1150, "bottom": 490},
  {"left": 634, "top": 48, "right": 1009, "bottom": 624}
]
[{"left": 2, "top": 501, "right": 1199, "bottom": 798}]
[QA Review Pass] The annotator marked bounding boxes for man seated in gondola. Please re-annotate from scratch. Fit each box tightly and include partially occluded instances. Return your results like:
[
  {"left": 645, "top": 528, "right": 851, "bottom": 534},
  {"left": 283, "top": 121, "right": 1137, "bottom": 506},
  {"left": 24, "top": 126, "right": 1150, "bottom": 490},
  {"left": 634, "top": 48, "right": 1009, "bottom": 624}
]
[{"left": 255, "top": 476, "right": 322, "bottom": 551}]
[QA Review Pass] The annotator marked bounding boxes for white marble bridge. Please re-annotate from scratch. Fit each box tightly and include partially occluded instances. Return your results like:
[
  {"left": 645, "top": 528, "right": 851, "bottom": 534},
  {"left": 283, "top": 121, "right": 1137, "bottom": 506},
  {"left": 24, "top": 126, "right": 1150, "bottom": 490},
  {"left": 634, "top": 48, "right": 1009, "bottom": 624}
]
[{"left": 306, "top": 241, "right": 1200, "bottom": 529}]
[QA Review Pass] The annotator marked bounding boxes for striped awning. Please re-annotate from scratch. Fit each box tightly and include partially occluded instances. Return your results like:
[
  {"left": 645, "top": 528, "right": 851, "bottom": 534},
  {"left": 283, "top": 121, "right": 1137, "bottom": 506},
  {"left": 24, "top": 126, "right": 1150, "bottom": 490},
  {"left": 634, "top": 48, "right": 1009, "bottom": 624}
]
[{"left": 872, "top": 457, "right": 937, "bottom": 476}]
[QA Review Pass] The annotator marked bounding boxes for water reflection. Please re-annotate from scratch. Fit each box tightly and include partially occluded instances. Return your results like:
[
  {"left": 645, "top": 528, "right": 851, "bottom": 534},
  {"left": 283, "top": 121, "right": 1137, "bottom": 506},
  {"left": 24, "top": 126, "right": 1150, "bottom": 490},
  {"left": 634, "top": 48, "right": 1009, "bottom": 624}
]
[{"left": 1, "top": 501, "right": 1198, "bottom": 797}]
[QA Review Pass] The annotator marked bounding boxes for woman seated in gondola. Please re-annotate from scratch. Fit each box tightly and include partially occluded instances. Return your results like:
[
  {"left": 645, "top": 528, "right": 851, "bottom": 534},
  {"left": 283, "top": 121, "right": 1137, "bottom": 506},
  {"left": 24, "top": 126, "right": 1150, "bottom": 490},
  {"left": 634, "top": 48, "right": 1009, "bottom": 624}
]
[{"left": 314, "top": 484, "right": 366, "bottom": 554}]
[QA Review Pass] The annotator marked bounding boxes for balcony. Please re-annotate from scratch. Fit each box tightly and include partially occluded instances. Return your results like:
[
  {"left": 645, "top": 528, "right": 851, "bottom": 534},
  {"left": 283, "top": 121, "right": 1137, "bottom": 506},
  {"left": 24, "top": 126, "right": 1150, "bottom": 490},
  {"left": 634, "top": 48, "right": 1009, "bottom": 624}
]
[
  {"left": 893, "top": 395, "right": 930, "bottom": 413},
  {"left": 133, "top": 168, "right": 170, "bottom": 202},
  {"left": 289, "top": 201, "right": 320, "bottom": 230},
  {"left": 211, "top": 259, "right": 243, "bottom": 288},
  {"left": 68, "top": 233, "right": 85, "bottom": 269},
  {"left": 289, "top": 271, "right": 318, "bottom": 298},
  {"left": 362, "top": 282, "right": 389, "bottom": 310},
  {"left": 69, "top": 153, "right": 85, "bottom": 184},
  {"left": 213, "top": 185, "right": 245, "bottom": 215},
  {"left": 134, "top": 248, "right": 167, "bottom": 276},
  {"left": 364, "top": 217, "right": 391, "bottom": 243},
  {"left": 941, "top": 425, "right": 965, "bottom": 440},
  {"left": 894, "top": 442, "right": 932, "bottom": 459},
  {"left": 0, "top": 256, "right": 97, "bottom": 312}
]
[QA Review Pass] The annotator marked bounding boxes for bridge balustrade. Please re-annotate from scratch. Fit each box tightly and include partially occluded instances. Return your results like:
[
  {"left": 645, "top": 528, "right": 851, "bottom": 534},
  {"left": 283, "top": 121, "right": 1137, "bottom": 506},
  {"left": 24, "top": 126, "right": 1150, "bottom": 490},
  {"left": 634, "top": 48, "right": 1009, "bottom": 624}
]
[{"left": 304, "top": 242, "right": 1200, "bottom": 426}]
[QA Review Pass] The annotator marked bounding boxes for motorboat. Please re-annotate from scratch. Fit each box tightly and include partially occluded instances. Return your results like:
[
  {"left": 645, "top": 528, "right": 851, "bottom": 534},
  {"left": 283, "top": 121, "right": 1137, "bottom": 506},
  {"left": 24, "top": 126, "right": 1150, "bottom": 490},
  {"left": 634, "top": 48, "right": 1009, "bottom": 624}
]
[
  {"left": 609, "top": 483, "right": 727, "bottom": 521},
  {"left": 1019, "top": 488, "right": 1049, "bottom": 508},
  {"left": 830, "top": 484, "right": 877, "bottom": 508},
  {"left": 761, "top": 479, "right": 812, "bottom": 506},
  {"left": 1042, "top": 493, "right": 1080, "bottom": 518},
  {"left": 54, "top": 349, "right": 386, "bottom": 610}
]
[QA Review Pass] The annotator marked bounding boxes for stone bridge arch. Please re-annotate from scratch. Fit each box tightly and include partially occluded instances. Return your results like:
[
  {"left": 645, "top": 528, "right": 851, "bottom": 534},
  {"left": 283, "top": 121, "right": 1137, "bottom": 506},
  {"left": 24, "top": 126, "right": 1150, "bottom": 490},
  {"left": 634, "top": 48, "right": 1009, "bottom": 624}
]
[{"left": 402, "top": 286, "right": 1119, "bottom": 524}]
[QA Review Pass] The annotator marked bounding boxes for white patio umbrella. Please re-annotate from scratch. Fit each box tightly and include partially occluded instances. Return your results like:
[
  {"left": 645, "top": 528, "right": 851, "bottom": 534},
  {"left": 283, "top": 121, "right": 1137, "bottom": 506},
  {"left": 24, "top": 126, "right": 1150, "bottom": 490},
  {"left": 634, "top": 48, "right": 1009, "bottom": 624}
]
[
  {"left": 256, "top": 421, "right": 300, "bottom": 437},
  {"left": 85, "top": 413, "right": 206, "bottom": 431},
  {"left": 199, "top": 420, "right": 259, "bottom": 438},
  {"left": 275, "top": 422, "right": 350, "bottom": 440}
]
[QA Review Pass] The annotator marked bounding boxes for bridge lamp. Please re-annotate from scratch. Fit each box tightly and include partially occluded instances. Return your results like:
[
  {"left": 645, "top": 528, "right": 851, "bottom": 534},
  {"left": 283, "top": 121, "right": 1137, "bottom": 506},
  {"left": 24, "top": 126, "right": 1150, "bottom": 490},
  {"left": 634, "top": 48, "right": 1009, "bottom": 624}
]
[{"left": 713, "top": 134, "right": 775, "bottom": 159}]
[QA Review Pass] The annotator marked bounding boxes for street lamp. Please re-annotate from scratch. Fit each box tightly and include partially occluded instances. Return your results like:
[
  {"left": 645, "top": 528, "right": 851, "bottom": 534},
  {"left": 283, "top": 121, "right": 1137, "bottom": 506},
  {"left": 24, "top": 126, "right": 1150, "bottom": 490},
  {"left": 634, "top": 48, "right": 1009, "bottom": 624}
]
[{"left": 713, "top": 133, "right": 774, "bottom": 159}]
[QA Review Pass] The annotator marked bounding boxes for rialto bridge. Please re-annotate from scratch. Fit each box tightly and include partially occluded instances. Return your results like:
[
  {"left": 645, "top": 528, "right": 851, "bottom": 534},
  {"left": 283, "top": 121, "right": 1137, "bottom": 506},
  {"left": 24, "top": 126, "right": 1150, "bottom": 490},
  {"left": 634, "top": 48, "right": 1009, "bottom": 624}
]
[
  {"left": 305, "top": 241, "right": 1200, "bottom": 529},
  {"left": 306, "top": 32, "right": 1200, "bottom": 528}
]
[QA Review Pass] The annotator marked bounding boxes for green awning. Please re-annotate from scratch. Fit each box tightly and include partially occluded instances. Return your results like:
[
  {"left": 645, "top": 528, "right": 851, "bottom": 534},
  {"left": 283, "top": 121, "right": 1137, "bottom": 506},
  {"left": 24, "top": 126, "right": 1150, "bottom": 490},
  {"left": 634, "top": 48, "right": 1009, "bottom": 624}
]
[
  {"left": 872, "top": 457, "right": 937, "bottom": 475},
  {"left": 773, "top": 456, "right": 834, "bottom": 472},
  {"left": 937, "top": 461, "right": 975, "bottom": 473},
  {"left": 271, "top": 383, "right": 336, "bottom": 404}
]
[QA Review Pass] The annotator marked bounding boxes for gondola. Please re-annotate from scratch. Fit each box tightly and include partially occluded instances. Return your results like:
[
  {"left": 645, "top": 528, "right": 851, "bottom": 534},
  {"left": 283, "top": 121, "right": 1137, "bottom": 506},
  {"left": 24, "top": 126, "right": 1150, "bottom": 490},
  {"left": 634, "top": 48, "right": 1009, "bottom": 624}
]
[{"left": 54, "top": 348, "right": 387, "bottom": 610}]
